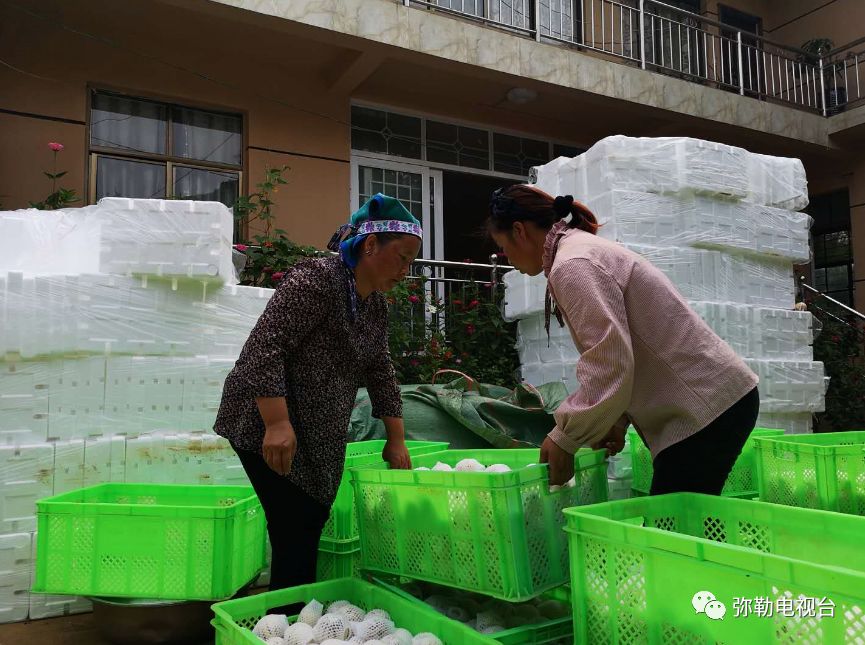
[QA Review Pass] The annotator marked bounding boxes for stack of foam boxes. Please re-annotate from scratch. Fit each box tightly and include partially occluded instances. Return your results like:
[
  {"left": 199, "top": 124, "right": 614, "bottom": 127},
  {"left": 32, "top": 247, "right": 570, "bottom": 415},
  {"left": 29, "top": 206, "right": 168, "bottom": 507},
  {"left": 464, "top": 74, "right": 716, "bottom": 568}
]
[
  {"left": 0, "top": 198, "right": 274, "bottom": 623},
  {"left": 507, "top": 136, "right": 824, "bottom": 495}
]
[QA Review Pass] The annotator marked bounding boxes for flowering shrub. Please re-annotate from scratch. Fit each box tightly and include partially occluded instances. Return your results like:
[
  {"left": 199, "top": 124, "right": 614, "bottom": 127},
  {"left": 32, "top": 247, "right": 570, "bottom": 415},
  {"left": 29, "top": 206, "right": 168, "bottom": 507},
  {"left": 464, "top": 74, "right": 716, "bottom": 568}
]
[
  {"left": 386, "top": 277, "right": 519, "bottom": 387},
  {"left": 233, "top": 166, "right": 325, "bottom": 288},
  {"left": 30, "top": 142, "right": 79, "bottom": 210}
]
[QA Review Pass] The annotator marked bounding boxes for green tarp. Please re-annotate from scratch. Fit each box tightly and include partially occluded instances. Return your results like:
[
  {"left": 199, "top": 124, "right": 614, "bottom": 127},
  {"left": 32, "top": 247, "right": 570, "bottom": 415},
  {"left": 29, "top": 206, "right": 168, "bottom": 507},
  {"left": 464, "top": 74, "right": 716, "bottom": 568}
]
[{"left": 350, "top": 375, "right": 569, "bottom": 448}]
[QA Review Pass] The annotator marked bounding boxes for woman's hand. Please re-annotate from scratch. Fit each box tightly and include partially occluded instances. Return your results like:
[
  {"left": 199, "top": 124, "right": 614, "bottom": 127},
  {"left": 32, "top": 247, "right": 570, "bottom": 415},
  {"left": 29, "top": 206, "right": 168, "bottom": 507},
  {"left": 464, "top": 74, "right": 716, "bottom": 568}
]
[
  {"left": 382, "top": 438, "right": 412, "bottom": 470},
  {"left": 540, "top": 436, "right": 575, "bottom": 486},
  {"left": 591, "top": 424, "right": 627, "bottom": 457},
  {"left": 262, "top": 421, "right": 297, "bottom": 475}
]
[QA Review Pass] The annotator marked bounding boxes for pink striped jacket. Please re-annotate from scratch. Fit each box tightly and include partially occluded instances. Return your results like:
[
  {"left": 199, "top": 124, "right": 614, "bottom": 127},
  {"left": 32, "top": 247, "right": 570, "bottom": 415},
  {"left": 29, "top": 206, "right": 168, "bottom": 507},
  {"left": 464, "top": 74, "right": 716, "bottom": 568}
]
[{"left": 543, "top": 222, "right": 758, "bottom": 457}]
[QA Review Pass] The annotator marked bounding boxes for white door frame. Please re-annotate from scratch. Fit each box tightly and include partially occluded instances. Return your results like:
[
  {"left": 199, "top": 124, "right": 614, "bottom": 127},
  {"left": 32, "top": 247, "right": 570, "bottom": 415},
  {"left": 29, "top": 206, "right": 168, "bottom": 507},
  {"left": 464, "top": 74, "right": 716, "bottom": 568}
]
[{"left": 351, "top": 154, "right": 443, "bottom": 261}]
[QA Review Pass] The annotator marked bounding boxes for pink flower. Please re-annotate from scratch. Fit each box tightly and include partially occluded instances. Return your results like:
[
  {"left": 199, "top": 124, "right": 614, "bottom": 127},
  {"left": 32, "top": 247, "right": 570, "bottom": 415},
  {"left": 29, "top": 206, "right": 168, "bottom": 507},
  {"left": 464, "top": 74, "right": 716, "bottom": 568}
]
[
  {"left": 272, "top": 271, "right": 285, "bottom": 281},
  {"left": 465, "top": 324, "right": 476, "bottom": 335},
  {"left": 235, "top": 244, "right": 248, "bottom": 252},
  {"left": 408, "top": 295, "right": 420, "bottom": 304},
  {"left": 48, "top": 142, "right": 64, "bottom": 152},
  {"left": 469, "top": 299, "right": 479, "bottom": 308}
]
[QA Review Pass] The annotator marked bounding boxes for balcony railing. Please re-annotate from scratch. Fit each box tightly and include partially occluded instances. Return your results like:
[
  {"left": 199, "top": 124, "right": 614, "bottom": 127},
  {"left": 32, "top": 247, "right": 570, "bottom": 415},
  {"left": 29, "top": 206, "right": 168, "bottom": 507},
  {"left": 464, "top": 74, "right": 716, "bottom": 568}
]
[
  {"left": 401, "top": 0, "right": 863, "bottom": 116},
  {"left": 826, "top": 36, "right": 865, "bottom": 112}
]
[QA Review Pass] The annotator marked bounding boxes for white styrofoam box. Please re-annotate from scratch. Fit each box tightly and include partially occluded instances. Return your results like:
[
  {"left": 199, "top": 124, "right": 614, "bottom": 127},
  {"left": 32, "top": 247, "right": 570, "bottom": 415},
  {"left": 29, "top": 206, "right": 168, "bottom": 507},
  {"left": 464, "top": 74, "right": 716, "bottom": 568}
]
[
  {"left": 203, "top": 285, "right": 272, "bottom": 358},
  {"left": 0, "top": 360, "right": 50, "bottom": 446},
  {"left": 0, "top": 273, "right": 270, "bottom": 358},
  {"left": 756, "top": 411, "right": 812, "bottom": 435},
  {"left": 516, "top": 314, "right": 579, "bottom": 365},
  {"left": 124, "top": 431, "right": 245, "bottom": 486},
  {"left": 0, "top": 199, "right": 234, "bottom": 282},
  {"left": 587, "top": 191, "right": 811, "bottom": 263},
  {"left": 180, "top": 357, "right": 234, "bottom": 431},
  {"left": 96, "top": 198, "right": 234, "bottom": 281},
  {"left": 689, "top": 302, "right": 814, "bottom": 361},
  {"left": 570, "top": 136, "right": 751, "bottom": 200},
  {"left": 625, "top": 244, "right": 796, "bottom": 310},
  {"left": 47, "top": 356, "right": 107, "bottom": 441},
  {"left": 0, "top": 206, "right": 102, "bottom": 278},
  {"left": 529, "top": 156, "right": 570, "bottom": 196},
  {"left": 0, "top": 443, "right": 54, "bottom": 533},
  {"left": 0, "top": 531, "right": 31, "bottom": 621},
  {"left": 82, "top": 435, "right": 126, "bottom": 487},
  {"left": 53, "top": 439, "right": 85, "bottom": 495},
  {"left": 607, "top": 477, "right": 633, "bottom": 501},
  {"left": 125, "top": 432, "right": 169, "bottom": 483},
  {"left": 502, "top": 270, "right": 547, "bottom": 321},
  {"left": 746, "top": 360, "right": 826, "bottom": 413},
  {"left": 28, "top": 534, "right": 92, "bottom": 620},
  {"left": 520, "top": 360, "right": 580, "bottom": 392},
  {"left": 690, "top": 198, "right": 811, "bottom": 263},
  {"left": 0, "top": 532, "right": 30, "bottom": 577},
  {"left": 747, "top": 153, "right": 809, "bottom": 211},
  {"left": 0, "top": 571, "right": 30, "bottom": 623}
]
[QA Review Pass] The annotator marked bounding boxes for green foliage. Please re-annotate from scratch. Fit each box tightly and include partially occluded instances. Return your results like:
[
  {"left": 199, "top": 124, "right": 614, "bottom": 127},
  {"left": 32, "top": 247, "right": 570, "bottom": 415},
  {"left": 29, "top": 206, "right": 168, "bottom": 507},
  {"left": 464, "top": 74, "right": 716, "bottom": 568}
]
[{"left": 810, "top": 301, "right": 865, "bottom": 431}]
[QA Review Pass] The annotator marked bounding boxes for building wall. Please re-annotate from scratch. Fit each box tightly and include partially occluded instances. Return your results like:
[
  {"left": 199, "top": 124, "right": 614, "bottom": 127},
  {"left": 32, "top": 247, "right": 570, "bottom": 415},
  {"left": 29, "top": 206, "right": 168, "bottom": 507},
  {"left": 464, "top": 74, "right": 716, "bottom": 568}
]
[
  {"left": 705, "top": 0, "right": 865, "bottom": 51},
  {"left": 0, "top": 0, "right": 352, "bottom": 248}
]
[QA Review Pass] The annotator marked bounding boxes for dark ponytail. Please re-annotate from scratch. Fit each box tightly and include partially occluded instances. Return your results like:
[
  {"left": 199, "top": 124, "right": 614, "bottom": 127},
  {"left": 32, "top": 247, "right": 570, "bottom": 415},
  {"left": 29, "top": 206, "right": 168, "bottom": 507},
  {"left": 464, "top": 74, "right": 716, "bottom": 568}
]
[{"left": 488, "top": 184, "right": 599, "bottom": 235}]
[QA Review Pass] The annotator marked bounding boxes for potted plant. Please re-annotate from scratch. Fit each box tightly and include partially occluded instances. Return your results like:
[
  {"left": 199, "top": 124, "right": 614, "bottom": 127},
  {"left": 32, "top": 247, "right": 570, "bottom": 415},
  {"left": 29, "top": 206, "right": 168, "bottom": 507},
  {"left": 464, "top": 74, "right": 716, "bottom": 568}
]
[{"left": 800, "top": 38, "right": 847, "bottom": 114}]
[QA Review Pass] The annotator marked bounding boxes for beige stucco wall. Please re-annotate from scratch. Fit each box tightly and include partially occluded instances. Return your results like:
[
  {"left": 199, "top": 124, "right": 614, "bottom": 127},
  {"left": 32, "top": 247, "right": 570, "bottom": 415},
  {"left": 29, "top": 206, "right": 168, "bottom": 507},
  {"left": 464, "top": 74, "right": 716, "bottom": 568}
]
[{"left": 0, "top": 0, "right": 352, "bottom": 248}]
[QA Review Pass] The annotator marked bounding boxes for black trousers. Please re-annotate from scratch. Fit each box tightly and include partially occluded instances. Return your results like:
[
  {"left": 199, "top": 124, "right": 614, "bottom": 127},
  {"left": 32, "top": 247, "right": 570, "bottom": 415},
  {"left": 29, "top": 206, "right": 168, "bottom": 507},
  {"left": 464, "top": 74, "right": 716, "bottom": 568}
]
[
  {"left": 650, "top": 387, "right": 760, "bottom": 495},
  {"left": 233, "top": 446, "right": 330, "bottom": 596}
]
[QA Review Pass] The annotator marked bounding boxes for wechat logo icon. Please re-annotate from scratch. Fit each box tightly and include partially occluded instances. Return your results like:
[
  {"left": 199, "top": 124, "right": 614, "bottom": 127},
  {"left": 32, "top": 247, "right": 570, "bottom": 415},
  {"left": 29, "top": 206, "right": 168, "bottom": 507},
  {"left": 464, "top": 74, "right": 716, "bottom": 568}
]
[{"left": 693, "top": 591, "right": 726, "bottom": 620}]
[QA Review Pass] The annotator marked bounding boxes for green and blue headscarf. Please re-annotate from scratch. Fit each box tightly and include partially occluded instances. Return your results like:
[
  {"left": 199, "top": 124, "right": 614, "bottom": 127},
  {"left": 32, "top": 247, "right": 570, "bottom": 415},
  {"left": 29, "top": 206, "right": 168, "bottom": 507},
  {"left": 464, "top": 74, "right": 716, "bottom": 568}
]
[
  {"left": 327, "top": 193, "right": 423, "bottom": 269},
  {"left": 327, "top": 193, "right": 423, "bottom": 321}
]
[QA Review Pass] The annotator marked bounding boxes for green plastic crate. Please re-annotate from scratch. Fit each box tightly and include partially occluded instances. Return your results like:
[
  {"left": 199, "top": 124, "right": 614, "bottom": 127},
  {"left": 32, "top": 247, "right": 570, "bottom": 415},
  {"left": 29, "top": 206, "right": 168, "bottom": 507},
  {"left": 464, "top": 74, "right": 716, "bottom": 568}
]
[
  {"left": 565, "top": 494, "right": 865, "bottom": 644},
  {"left": 316, "top": 536, "right": 360, "bottom": 581},
  {"left": 755, "top": 430, "right": 865, "bottom": 515},
  {"left": 210, "top": 577, "right": 497, "bottom": 645},
  {"left": 372, "top": 576, "right": 573, "bottom": 644},
  {"left": 32, "top": 483, "right": 265, "bottom": 600},
  {"left": 629, "top": 427, "right": 785, "bottom": 497},
  {"left": 323, "top": 440, "right": 449, "bottom": 541},
  {"left": 352, "top": 448, "right": 607, "bottom": 601}
]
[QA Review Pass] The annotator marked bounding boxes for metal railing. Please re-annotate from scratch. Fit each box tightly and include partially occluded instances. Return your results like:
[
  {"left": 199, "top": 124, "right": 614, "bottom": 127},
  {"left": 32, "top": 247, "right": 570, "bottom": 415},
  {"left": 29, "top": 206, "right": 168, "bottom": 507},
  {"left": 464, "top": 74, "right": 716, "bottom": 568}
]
[
  {"left": 799, "top": 277, "right": 865, "bottom": 329},
  {"left": 403, "top": 0, "right": 863, "bottom": 116},
  {"left": 826, "top": 36, "right": 865, "bottom": 112}
]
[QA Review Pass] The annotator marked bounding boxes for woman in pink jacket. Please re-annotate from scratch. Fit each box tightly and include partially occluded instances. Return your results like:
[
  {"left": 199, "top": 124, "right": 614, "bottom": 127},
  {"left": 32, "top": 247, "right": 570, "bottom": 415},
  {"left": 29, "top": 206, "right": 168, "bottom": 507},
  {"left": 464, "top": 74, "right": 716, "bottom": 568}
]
[{"left": 488, "top": 184, "right": 760, "bottom": 492}]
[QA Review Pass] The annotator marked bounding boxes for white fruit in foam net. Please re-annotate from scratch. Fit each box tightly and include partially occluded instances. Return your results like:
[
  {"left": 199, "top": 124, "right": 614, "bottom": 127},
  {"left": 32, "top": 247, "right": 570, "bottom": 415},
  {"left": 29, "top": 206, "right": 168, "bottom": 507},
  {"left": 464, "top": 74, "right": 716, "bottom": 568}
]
[
  {"left": 313, "top": 614, "right": 350, "bottom": 642},
  {"left": 412, "top": 633, "right": 443, "bottom": 645},
  {"left": 444, "top": 605, "right": 470, "bottom": 622},
  {"left": 455, "top": 458, "right": 485, "bottom": 472},
  {"left": 476, "top": 610, "right": 505, "bottom": 632},
  {"left": 333, "top": 603, "right": 366, "bottom": 622},
  {"left": 350, "top": 617, "right": 395, "bottom": 640},
  {"left": 481, "top": 625, "right": 505, "bottom": 634},
  {"left": 485, "top": 464, "right": 511, "bottom": 473},
  {"left": 423, "top": 595, "right": 450, "bottom": 612},
  {"left": 319, "top": 640, "right": 350, "bottom": 645},
  {"left": 253, "top": 614, "right": 289, "bottom": 640},
  {"left": 326, "top": 600, "right": 352, "bottom": 614},
  {"left": 431, "top": 462, "right": 452, "bottom": 472},
  {"left": 382, "top": 629, "right": 413, "bottom": 645},
  {"left": 283, "top": 621, "right": 315, "bottom": 645},
  {"left": 265, "top": 638, "right": 284, "bottom": 645},
  {"left": 365, "top": 609, "right": 391, "bottom": 623},
  {"left": 537, "top": 598, "right": 571, "bottom": 619},
  {"left": 298, "top": 599, "right": 323, "bottom": 626},
  {"left": 415, "top": 466, "right": 430, "bottom": 471}
]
